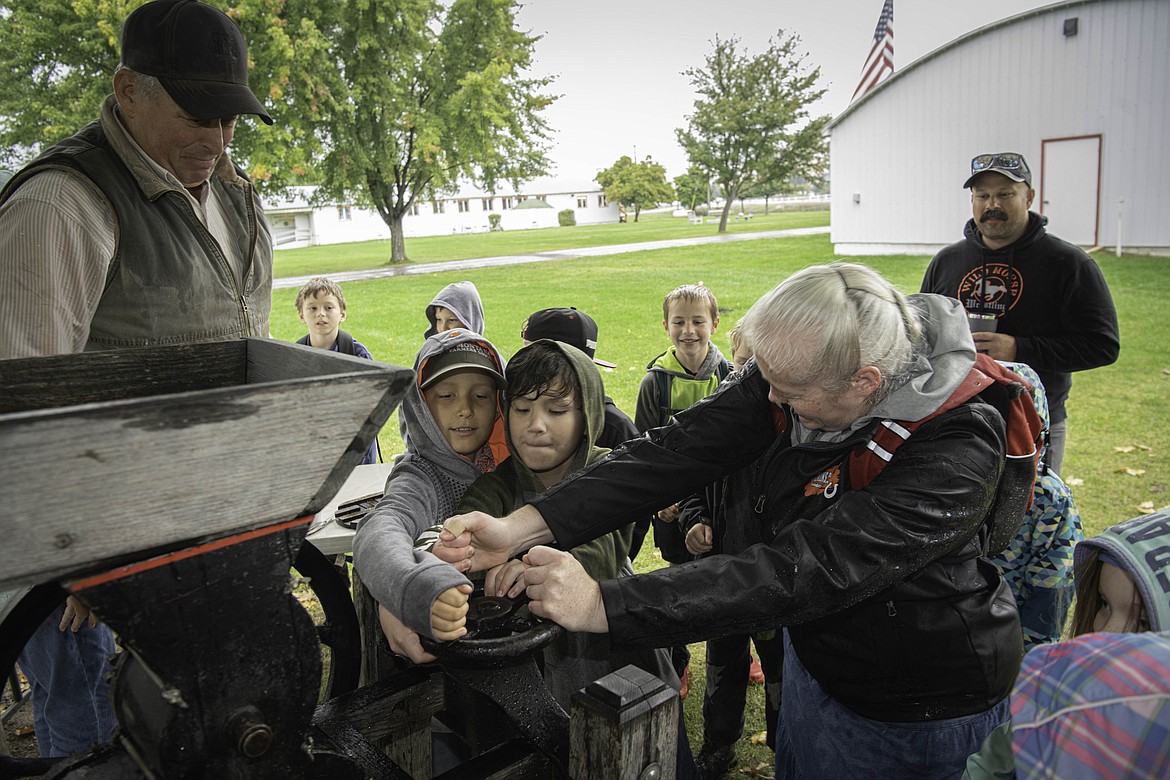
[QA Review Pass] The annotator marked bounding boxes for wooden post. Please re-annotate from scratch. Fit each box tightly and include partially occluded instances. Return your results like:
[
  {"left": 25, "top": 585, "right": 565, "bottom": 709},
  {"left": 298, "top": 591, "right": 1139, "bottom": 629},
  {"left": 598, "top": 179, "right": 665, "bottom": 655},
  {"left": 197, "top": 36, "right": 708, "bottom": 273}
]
[
  {"left": 351, "top": 567, "right": 400, "bottom": 687},
  {"left": 349, "top": 566, "right": 444, "bottom": 778},
  {"left": 569, "top": 665, "right": 679, "bottom": 780}
]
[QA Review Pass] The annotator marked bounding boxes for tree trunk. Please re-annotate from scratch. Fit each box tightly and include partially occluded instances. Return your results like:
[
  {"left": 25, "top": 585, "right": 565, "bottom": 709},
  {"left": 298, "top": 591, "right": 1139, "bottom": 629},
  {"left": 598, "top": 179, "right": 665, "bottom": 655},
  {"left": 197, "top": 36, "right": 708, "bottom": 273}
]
[
  {"left": 388, "top": 213, "right": 408, "bottom": 264},
  {"left": 633, "top": 205, "right": 641, "bottom": 222},
  {"left": 718, "top": 198, "right": 734, "bottom": 233},
  {"left": 765, "top": 195, "right": 770, "bottom": 215}
]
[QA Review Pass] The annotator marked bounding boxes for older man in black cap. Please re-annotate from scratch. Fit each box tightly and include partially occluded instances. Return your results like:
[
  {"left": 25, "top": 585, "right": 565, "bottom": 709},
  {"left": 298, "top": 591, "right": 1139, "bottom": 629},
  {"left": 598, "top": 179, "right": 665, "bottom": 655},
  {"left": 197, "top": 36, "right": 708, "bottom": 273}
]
[
  {"left": 0, "top": 0, "right": 273, "bottom": 757},
  {"left": 0, "top": 0, "right": 273, "bottom": 358},
  {"left": 921, "top": 152, "right": 1119, "bottom": 476}
]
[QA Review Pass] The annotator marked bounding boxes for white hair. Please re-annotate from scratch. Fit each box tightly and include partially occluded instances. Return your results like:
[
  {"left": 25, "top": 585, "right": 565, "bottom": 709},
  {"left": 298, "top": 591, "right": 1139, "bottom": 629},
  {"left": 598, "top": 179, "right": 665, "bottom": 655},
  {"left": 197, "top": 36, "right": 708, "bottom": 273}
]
[
  {"left": 114, "top": 65, "right": 166, "bottom": 103},
  {"left": 741, "top": 262, "right": 924, "bottom": 403}
]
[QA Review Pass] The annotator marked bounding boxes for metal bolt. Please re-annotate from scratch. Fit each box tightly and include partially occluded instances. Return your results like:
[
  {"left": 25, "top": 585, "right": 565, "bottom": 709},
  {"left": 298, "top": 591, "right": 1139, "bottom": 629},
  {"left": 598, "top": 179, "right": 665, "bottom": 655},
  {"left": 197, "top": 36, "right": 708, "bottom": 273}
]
[
  {"left": 54, "top": 533, "right": 74, "bottom": 549},
  {"left": 638, "top": 763, "right": 662, "bottom": 780},
  {"left": 160, "top": 688, "right": 188, "bottom": 708},
  {"left": 238, "top": 723, "right": 274, "bottom": 758}
]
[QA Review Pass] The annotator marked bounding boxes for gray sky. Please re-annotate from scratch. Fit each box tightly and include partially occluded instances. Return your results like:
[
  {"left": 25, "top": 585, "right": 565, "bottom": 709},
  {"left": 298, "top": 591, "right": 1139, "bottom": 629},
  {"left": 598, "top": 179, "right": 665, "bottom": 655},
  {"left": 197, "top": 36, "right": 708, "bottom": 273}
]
[{"left": 515, "top": 0, "right": 1058, "bottom": 180}]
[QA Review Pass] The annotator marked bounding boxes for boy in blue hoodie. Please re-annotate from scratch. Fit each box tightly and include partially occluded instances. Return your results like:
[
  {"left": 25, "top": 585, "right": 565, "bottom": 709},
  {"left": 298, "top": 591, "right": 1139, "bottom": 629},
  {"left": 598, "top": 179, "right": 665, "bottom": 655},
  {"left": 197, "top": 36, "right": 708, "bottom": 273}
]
[
  {"left": 295, "top": 276, "right": 379, "bottom": 464},
  {"left": 964, "top": 508, "right": 1170, "bottom": 780}
]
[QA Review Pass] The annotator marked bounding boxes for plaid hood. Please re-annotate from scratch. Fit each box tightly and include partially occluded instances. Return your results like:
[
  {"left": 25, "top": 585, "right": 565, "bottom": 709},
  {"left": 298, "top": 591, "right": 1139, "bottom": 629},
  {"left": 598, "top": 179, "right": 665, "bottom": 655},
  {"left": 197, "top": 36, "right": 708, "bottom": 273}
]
[{"left": 1011, "top": 630, "right": 1170, "bottom": 779}]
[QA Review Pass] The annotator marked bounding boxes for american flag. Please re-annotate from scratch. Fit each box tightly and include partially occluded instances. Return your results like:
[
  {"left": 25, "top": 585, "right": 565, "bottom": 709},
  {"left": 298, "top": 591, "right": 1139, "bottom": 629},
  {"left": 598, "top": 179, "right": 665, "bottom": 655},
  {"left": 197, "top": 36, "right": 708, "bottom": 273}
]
[{"left": 852, "top": 0, "right": 894, "bottom": 101}]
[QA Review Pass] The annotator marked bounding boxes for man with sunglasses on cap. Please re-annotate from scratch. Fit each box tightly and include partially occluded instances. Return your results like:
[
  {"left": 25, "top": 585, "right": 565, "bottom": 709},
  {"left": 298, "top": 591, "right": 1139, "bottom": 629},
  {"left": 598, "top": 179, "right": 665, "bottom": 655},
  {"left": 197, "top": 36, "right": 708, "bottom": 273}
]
[
  {"left": 0, "top": 0, "right": 274, "bottom": 757},
  {"left": 921, "top": 152, "right": 1118, "bottom": 477}
]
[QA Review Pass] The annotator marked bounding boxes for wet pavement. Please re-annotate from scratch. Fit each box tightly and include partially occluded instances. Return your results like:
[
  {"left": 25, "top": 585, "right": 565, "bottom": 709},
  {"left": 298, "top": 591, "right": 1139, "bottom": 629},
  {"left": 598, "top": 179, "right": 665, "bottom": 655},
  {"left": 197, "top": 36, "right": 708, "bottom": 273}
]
[{"left": 273, "top": 225, "right": 830, "bottom": 289}]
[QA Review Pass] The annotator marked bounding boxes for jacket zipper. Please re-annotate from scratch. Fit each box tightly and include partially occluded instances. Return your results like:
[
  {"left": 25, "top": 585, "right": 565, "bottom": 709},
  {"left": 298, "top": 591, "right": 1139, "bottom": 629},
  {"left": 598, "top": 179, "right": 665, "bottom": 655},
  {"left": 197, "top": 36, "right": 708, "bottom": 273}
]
[
  {"left": 243, "top": 181, "right": 258, "bottom": 335},
  {"left": 241, "top": 294, "right": 252, "bottom": 335},
  {"left": 172, "top": 187, "right": 254, "bottom": 335}
]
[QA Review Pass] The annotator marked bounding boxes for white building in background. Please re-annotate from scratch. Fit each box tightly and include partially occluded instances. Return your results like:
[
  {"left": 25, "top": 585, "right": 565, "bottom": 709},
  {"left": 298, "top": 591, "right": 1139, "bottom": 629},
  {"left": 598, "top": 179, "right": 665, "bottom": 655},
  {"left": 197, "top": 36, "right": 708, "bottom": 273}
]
[
  {"left": 829, "top": 0, "right": 1169, "bottom": 256},
  {"left": 263, "top": 177, "right": 620, "bottom": 250}
]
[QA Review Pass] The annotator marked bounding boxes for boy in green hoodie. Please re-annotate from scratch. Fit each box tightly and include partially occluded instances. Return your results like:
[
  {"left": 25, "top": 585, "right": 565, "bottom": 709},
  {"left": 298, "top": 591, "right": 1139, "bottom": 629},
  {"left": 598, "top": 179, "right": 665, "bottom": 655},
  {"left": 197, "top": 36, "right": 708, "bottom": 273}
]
[
  {"left": 454, "top": 339, "right": 677, "bottom": 706},
  {"left": 634, "top": 282, "right": 731, "bottom": 691},
  {"left": 419, "top": 339, "right": 691, "bottom": 775}
]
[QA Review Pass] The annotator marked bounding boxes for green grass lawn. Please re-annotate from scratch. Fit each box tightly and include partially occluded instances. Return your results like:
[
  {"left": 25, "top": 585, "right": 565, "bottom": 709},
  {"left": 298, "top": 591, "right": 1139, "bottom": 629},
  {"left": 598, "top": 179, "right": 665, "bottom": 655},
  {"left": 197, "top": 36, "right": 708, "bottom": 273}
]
[
  {"left": 272, "top": 207, "right": 830, "bottom": 278},
  {"left": 272, "top": 230, "right": 1168, "bottom": 776}
]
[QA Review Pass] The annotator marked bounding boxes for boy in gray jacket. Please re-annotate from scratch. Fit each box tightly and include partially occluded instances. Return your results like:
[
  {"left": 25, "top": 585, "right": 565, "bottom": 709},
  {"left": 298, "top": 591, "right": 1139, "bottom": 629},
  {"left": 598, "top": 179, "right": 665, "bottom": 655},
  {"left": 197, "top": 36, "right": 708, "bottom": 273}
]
[
  {"left": 352, "top": 328, "right": 507, "bottom": 663},
  {"left": 424, "top": 280, "right": 485, "bottom": 338}
]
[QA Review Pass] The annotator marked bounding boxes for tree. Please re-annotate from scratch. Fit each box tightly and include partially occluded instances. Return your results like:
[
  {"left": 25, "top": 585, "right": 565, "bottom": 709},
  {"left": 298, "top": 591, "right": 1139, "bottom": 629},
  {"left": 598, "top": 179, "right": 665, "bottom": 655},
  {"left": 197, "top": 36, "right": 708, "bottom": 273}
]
[
  {"left": 595, "top": 155, "right": 673, "bottom": 223},
  {"left": 739, "top": 176, "right": 789, "bottom": 215},
  {"left": 676, "top": 31, "right": 830, "bottom": 233},
  {"left": 673, "top": 165, "right": 709, "bottom": 211},
  {"left": 0, "top": 0, "right": 555, "bottom": 263},
  {"left": 303, "top": 0, "right": 554, "bottom": 262},
  {"left": 0, "top": 0, "right": 125, "bottom": 170}
]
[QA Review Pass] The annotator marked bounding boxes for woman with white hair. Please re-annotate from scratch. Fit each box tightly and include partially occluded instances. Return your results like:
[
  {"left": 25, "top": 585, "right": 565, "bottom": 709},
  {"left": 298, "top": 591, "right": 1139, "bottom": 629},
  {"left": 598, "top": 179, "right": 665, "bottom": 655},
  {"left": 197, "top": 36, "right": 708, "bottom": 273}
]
[{"left": 438, "top": 262, "right": 1035, "bottom": 778}]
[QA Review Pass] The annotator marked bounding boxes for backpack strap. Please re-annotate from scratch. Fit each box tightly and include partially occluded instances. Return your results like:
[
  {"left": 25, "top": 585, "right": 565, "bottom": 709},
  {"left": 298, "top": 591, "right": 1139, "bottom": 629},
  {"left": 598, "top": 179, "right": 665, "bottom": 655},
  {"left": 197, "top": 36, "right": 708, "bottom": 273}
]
[
  {"left": 655, "top": 358, "right": 732, "bottom": 426},
  {"left": 297, "top": 330, "right": 359, "bottom": 356},
  {"left": 848, "top": 354, "right": 1043, "bottom": 552},
  {"left": 654, "top": 370, "right": 673, "bottom": 426},
  {"left": 334, "top": 329, "right": 358, "bottom": 356}
]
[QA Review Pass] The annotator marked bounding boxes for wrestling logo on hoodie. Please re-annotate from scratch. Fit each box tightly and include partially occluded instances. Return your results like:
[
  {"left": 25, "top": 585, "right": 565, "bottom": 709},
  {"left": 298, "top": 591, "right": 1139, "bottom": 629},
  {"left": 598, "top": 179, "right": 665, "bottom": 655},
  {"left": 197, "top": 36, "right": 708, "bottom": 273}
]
[
  {"left": 805, "top": 465, "right": 841, "bottom": 499},
  {"left": 957, "top": 264, "right": 1023, "bottom": 316}
]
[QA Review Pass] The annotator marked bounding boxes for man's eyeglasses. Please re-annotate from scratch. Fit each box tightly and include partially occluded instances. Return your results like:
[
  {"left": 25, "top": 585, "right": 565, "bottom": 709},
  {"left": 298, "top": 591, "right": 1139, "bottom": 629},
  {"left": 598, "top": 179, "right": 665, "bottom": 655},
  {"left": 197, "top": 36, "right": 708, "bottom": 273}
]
[{"left": 971, "top": 153, "right": 1027, "bottom": 173}]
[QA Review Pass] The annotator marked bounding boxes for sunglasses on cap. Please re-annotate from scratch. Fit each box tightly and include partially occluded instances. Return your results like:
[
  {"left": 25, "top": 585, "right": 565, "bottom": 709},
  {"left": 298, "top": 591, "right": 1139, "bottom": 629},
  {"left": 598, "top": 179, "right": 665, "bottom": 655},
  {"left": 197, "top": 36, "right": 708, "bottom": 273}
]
[{"left": 971, "top": 153, "right": 1027, "bottom": 173}]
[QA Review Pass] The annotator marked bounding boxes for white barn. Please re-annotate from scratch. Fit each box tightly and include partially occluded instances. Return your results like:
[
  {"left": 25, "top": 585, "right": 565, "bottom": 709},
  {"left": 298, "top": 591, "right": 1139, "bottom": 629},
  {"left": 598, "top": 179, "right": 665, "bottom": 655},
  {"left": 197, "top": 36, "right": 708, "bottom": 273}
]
[
  {"left": 829, "top": 0, "right": 1169, "bottom": 256},
  {"left": 264, "top": 177, "right": 620, "bottom": 250}
]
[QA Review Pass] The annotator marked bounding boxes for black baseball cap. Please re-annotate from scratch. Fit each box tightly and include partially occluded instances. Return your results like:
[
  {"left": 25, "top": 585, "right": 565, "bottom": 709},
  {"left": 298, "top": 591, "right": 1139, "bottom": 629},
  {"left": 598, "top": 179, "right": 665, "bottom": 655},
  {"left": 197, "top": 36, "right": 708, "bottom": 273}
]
[
  {"left": 121, "top": 0, "right": 273, "bottom": 125},
  {"left": 521, "top": 308, "right": 616, "bottom": 369},
  {"left": 964, "top": 152, "right": 1032, "bottom": 188}
]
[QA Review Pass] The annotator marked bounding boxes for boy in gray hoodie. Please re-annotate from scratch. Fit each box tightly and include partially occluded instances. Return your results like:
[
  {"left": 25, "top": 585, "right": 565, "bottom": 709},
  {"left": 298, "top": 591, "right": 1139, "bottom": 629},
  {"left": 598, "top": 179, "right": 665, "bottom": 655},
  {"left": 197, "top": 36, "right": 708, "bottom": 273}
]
[
  {"left": 352, "top": 328, "right": 507, "bottom": 663},
  {"left": 401, "top": 281, "right": 489, "bottom": 448},
  {"left": 424, "top": 281, "right": 485, "bottom": 338}
]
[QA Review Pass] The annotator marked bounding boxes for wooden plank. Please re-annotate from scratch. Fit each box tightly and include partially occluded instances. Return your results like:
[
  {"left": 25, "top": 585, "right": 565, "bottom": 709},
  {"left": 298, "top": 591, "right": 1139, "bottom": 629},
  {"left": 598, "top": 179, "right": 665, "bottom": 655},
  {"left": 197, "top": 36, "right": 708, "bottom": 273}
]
[
  {"left": 246, "top": 337, "right": 392, "bottom": 384},
  {"left": 0, "top": 340, "right": 413, "bottom": 589},
  {"left": 434, "top": 741, "right": 551, "bottom": 779},
  {"left": 0, "top": 339, "right": 397, "bottom": 416},
  {"left": 352, "top": 569, "right": 402, "bottom": 689},
  {"left": 314, "top": 669, "right": 444, "bottom": 780},
  {"left": 0, "top": 341, "right": 243, "bottom": 413}
]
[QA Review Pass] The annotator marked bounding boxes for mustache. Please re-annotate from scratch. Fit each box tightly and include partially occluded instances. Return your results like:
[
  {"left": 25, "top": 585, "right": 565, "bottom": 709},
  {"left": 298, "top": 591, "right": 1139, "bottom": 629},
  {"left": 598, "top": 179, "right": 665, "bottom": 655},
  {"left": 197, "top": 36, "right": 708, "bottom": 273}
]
[{"left": 981, "top": 209, "right": 1009, "bottom": 222}]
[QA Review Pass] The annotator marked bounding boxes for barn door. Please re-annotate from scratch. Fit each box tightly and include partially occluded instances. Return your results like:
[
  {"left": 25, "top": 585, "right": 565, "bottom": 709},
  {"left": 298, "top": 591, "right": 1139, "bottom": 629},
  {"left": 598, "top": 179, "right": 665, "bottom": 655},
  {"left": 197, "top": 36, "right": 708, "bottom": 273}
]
[{"left": 1040, "top": 135, "right": 1101, "bottom": 246}]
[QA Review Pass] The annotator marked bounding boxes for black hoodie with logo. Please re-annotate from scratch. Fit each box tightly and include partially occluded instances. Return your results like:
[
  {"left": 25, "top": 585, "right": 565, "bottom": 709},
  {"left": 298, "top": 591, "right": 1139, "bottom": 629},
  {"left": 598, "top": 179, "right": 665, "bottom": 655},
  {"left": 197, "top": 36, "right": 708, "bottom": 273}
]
[{"left": 921, "top": 211, "right": 1119, "bottom": 424}]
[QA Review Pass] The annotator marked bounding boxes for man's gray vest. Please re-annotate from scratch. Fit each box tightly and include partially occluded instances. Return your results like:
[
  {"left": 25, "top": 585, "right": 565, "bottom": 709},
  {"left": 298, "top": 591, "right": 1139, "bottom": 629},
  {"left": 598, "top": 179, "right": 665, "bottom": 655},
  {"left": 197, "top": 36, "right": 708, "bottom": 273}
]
[{"left": 0, "top": 120, "right": 272, "bottom": 349}]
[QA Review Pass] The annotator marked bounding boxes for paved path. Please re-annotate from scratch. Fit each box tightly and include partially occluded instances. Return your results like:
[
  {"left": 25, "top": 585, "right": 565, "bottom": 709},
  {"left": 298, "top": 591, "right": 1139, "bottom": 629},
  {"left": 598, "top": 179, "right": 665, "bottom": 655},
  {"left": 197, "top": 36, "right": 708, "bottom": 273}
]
[{"left": 273, "top": 225, "right": 830, "bottom": 289}]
